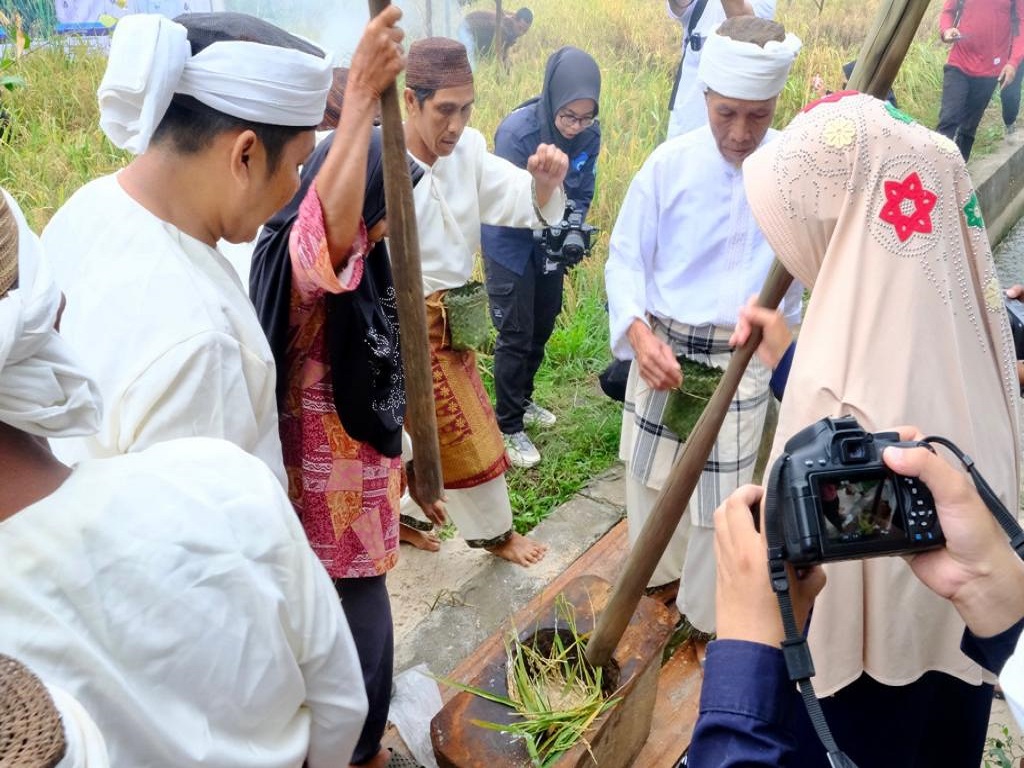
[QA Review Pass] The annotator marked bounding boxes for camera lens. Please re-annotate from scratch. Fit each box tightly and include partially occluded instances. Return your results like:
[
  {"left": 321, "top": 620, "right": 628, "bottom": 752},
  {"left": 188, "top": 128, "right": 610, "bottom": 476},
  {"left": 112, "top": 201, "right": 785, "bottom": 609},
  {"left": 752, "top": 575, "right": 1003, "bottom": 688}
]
[{"left": 563, "top": 233, "right": 585, "bottom": 262}]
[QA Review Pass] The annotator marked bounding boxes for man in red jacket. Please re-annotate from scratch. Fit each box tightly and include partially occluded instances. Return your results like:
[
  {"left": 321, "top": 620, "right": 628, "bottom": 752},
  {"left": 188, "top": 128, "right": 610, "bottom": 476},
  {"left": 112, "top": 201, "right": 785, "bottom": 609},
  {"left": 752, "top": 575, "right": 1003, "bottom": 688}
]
[{"left": 937, "top": 0, "right": 1024, "bottom": 159}]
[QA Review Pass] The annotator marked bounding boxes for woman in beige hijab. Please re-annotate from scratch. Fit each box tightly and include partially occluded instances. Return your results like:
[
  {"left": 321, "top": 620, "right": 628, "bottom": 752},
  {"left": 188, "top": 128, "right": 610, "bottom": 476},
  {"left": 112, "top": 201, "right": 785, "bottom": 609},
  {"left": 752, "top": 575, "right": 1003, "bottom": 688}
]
[{"left": 744, "top": 91, "right": 1020, "bottom": 766}]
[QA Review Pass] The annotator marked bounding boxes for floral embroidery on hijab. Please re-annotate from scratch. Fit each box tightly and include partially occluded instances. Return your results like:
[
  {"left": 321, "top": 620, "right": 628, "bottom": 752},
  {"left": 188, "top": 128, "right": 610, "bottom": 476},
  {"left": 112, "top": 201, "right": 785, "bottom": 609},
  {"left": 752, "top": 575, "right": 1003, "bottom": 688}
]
[
  {"left": 984, "top": 274, "right": 1004, "bottom": 313},
  {"left": 963, "top": 193, "right": 985, "bottom": 228},
  {"left": 878, "top": 172, "right": 937, "bottom": 242},
  {"left": 822, "top": 116, "right": 856, "bottom": 148},
  {"left": 930, "top": 131, "right": 961, "bottom": 157},
  {"left": 884, "top": 102, "right": 915, "bottom": 124}
]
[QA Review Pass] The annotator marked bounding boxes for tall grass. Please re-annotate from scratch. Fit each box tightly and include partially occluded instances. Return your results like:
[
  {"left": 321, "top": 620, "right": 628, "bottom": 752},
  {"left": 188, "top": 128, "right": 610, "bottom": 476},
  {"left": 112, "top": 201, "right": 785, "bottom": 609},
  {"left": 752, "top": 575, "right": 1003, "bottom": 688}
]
[
  {"left": 0, "top": 0, "right": 1005, "bottom": 529},
  {"left": 0, "top": 0, "right": 57, "bottom": 37}
]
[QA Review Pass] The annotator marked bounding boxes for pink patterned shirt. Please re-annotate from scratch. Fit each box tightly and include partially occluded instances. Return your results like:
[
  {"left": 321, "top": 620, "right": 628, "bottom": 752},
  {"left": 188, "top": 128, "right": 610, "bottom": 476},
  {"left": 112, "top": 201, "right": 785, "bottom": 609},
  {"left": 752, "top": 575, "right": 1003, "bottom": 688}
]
[{"left": 282, "top": 185, "right": 401, "bottom": 579}]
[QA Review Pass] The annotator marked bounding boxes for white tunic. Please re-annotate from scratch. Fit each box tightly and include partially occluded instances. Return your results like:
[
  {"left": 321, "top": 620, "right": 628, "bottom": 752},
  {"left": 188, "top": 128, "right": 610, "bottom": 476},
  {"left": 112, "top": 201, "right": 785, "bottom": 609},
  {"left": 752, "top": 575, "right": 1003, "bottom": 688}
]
[
  {"left": 666, "top": 0, "right": 777, "bottom": 139},
  {"left": 410, "top": 126, "right": 565, "bottom": 295},
  {"left": 41, "top": 174, "right": 285, "bottom": 484},
  {"left": 0, "top": 438, "right": 367, "bottom": 768},
  {"left": 606, "top": 125, "right": 801, "bottom": 360}
]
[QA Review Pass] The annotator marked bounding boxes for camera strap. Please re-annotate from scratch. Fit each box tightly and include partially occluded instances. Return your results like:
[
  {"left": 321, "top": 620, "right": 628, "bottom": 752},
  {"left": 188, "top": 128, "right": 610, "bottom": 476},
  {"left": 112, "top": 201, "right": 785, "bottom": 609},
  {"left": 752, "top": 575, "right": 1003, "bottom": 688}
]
[
  {"left": 763, "top": 457, "right": 859, "bottom": 768},
  {"left": 668, "top": 0, "right": 710, "bottom": 112},
  {"left": 762, "top": 439, "right": 1024, "bottom": 768},
  {"left": 922, "top": 436, "right": 1024, "bottom": 558}
]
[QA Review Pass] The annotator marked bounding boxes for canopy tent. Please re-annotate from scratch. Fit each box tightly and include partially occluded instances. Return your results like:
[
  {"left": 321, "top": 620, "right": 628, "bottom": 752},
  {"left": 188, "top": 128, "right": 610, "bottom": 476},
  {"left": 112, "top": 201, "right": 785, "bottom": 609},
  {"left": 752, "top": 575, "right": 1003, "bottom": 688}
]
[{"left": 34, "top": 0, "right": 461, "bottom": 56}]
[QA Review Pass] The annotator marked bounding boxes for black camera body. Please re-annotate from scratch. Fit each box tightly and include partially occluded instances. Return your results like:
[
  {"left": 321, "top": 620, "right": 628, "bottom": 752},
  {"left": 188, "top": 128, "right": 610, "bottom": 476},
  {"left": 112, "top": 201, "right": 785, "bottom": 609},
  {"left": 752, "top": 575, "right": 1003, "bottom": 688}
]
[
  {"left": 772, "top": 416, "right": 943, "bottom": 566},
  {"left": 535, "top": 202, "right": 597, "bottom": 274}
]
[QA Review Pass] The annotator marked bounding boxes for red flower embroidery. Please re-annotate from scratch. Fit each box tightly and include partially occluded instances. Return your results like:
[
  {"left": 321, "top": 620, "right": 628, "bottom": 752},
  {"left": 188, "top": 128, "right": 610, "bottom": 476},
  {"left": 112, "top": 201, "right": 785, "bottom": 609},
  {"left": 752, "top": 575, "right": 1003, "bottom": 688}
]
[
  {"left": 802, "top": 90, "right": 860, "bottom": 113},
  {"left": 878, "top": 172, "right": 937, "bottom": 242}
]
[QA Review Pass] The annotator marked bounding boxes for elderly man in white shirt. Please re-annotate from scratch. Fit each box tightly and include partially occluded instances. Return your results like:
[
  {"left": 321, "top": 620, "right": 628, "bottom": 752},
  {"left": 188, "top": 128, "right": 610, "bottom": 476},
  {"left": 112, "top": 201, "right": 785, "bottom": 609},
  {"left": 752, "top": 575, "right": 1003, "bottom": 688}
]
[
  {"left": 41, "top": 12, "right": 401, "bottom": 486},
  {"left": 666, "top": 0, "right": 777, "bottom": 140},
  {"left": 0, "top": 188, "right": 367, "bottom": 767},
  {"left": 606, "top": 16, "right": 802, "bottom": 632},
  {"left": 397, "top": 37, "right": 567, "bottom": 567}
]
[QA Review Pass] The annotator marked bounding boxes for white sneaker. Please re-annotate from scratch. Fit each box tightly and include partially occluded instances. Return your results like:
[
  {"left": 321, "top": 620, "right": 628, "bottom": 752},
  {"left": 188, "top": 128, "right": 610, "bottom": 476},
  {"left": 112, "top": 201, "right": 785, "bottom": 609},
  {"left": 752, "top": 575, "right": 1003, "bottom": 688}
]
[
  {"left": 523, "top": 401, "right": 557, "bottom": 427},
  {"left": 504, "top": 430, "right": 541, "bottom": 468}
]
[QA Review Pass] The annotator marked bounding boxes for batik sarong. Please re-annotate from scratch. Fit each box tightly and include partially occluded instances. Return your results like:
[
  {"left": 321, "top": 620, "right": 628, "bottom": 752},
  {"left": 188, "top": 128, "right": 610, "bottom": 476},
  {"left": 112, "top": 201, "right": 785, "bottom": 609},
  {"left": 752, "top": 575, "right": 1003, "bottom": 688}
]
[{"left": 413, "top": 290, "right": 511, "bottom": 489}]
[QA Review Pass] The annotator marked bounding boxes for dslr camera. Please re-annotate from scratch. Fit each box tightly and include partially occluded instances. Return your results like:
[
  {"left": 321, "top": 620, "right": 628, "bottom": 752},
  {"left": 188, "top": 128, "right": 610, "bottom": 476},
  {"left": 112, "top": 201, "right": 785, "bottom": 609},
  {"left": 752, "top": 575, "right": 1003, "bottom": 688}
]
[
  {"left": 770, "top": 415, "right": 943, "bottom": 566},
  {"left": 535, "top": 202, "right": 597, "bottom": 274}
]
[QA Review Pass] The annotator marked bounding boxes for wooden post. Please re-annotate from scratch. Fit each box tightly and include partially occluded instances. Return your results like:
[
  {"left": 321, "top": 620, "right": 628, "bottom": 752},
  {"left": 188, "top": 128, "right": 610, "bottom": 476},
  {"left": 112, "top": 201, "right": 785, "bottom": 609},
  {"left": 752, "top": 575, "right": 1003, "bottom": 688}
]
[
  {"left": 586, "top": 264, "right": 793, "bottom": 667},
  {"left": 585, "top": 0, "right": 933, "bottom": 668},
  {"left": 494, "top": 0, "right": 505, "bottom": 68},
  {"left": 368, "top": 0, "right": 445, "bottom": 509},
  {"left": 846, "top": 0, "right": 932, "bottom": 102}
]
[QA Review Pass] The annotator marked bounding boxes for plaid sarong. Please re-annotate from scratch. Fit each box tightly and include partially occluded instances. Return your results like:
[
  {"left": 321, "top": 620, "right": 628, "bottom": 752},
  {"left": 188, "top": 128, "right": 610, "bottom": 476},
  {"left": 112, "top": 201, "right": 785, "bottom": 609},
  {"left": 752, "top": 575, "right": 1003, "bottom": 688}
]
[
  {"left": 620, "top": 318, "right": 769, "bottom": 527},
  {"left": 408, "top": 291, "right": 511, "bottom": 489}
]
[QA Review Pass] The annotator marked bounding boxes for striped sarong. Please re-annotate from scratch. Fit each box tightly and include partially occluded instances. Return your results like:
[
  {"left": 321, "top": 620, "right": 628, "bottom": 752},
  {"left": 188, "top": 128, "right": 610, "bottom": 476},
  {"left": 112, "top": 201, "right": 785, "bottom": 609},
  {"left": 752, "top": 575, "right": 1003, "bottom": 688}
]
[
  {"left": 410, "top": 290, "right": 510, "bottom": 490},
  {"left": 620, "top": 317, "right": 769, "bottom": 528}
]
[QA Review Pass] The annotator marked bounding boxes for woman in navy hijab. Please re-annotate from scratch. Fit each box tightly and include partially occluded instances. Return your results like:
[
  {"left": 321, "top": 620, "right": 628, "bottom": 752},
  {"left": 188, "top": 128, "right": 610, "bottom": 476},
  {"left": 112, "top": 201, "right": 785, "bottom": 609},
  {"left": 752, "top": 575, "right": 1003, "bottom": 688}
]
[{"left": 481, "top": 46, "right": 601, "bottom": 469}]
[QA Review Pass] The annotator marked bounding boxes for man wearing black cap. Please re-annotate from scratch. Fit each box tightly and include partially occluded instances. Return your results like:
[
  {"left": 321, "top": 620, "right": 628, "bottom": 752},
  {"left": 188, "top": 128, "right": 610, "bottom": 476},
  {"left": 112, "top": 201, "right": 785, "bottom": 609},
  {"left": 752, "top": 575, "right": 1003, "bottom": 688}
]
[{"left": 398, "top": 36, "right": 566, "bottom": 567}]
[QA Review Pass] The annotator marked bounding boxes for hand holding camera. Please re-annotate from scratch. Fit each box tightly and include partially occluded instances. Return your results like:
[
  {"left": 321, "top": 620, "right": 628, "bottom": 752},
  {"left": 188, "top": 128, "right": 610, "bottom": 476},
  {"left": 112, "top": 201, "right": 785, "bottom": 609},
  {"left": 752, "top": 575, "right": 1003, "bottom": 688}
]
[
  {"left": 771, "top": 416, "right": 944, "bottom": 566},
  {"left": 713, "top": 415, "right": 1024, "bottom": 647},
  {"left": 885, "top": 429, "right": 1024, "bottom": 639},
  {"left": 535, "top": 201, "right": 598, "bottom": 274},
  {"left": 714, "top": 484, "right": 826, "bottom": 647}
]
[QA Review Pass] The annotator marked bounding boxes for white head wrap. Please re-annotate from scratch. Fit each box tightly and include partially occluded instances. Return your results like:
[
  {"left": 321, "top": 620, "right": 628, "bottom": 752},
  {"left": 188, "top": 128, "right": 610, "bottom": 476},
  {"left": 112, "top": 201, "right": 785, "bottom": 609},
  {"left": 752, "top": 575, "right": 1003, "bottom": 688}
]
[
  {"left": 0, "top": 191, "right": 102, "bottom": 437},
  {"left": 697, "top": 26, "right": 801, "bottom": 101},
  {"left": 48, "top": 685, "right": 110, "bottom": 768},
  {"left": 98, "top": 14, "right": 332, "bottom": 154}
]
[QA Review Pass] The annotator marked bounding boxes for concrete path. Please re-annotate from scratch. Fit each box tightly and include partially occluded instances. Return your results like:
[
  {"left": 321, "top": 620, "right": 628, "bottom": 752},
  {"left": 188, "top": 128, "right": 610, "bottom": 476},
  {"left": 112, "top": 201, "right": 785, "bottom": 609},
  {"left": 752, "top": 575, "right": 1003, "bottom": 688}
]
[{"left": 387, "top": 465, "right": 627, "bottom": 677}]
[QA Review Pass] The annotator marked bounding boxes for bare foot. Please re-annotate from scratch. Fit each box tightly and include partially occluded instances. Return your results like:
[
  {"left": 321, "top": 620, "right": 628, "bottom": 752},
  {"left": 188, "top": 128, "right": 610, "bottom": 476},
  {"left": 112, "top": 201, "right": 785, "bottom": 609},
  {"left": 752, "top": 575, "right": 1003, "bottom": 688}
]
[
  {"left": 486, "top": 532, "right": 548, "bottom": 567},
  {"left": 399, "top": 524, "right": 441, "bottom": 552}
]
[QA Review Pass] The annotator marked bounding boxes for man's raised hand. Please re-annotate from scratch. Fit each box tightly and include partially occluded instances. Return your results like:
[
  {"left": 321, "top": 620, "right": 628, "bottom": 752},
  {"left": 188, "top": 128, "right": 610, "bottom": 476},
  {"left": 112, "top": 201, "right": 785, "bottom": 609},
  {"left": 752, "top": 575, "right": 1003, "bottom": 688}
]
[
  {"left": 526, "top": 143, "right": 569, "bottom": 208},
  {"left": 349, "top": 5, "right": 406, "bottom": 101}
]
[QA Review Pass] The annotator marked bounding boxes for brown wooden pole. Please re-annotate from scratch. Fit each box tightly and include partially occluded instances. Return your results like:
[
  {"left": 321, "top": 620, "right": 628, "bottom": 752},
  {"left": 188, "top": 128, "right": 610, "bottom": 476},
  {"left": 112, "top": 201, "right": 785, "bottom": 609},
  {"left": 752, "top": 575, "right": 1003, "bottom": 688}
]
[
  {"left": 585, "top": 0, "right": 935, "bottom": 668},
  {"left": 494, "top": 0, "right": 506, "bottom": 68},
  {"left": 846, "top": 0, "right": 932, "bottom": 101},
  {"left": 586, "top": 263, "right": 793, "bottom": 667},
  {"left": 368, "top": 0, "right": 444, "bottom": 508}
]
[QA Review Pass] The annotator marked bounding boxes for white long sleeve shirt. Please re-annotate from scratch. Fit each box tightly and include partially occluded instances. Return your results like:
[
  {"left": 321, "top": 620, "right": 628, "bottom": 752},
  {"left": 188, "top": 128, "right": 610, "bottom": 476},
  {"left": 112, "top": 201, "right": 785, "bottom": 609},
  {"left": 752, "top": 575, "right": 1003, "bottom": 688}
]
[
  {"left": 410, "top": 126, "right": 565, "bottom": 295},
  {"left": 0, "top": 438, "right": 367, "bottom": 768},
  {"left": 606, "top": 125, "right": 802, "bottom": 359},
  {"left": 41, "top": 174, "right": 285, "bottom": 484},
  {"left": 666, "top": 0, "right": 777, "bottom": 139}
]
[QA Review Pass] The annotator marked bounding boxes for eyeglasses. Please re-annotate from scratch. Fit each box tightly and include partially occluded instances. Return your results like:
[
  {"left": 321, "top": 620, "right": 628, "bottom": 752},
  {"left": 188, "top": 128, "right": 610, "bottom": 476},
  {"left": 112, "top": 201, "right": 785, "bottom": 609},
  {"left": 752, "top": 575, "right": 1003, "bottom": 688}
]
[{"left": 556, "top": 111, "right": 595, "bottom": 129}]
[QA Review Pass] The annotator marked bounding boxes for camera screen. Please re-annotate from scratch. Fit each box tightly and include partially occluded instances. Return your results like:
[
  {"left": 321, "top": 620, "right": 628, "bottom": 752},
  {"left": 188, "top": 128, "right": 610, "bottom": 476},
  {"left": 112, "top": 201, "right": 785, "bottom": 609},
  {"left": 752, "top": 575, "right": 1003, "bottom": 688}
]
[{"left": 815, "top": 475, "right": 906, "bottom": 545}]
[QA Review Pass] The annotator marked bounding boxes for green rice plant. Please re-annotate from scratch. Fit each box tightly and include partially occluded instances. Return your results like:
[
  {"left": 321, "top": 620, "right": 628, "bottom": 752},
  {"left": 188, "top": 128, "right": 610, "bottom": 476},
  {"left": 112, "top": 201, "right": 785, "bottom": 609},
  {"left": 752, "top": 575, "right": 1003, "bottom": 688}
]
[
  {"left": 0, "top": 0, "right": 55, "bottom": 38},
  {"left": 985, "top": 724, "right": 1024, "bottom": 768},
  {"left": 440, "top": 595, "right": 620, "bottom": 767}
]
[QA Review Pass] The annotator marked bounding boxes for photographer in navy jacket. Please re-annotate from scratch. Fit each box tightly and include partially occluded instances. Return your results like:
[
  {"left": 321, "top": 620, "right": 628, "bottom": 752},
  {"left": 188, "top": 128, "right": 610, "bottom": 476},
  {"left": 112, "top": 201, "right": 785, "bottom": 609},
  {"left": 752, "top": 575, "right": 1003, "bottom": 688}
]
[
  {"left": 685, "top": 436, "right": 1024, "bottom": 767},
  {"left": 481, "top": 46, "right": 601, "bottom": 469}
]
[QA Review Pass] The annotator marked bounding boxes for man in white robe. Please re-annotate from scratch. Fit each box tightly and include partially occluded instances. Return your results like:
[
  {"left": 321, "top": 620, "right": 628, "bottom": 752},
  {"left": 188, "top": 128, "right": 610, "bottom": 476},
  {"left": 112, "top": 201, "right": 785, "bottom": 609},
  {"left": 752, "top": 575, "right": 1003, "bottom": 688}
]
[
  {"left": 0, "top": 187, "right": 367, "bottom": 767},
  {"left": 666, "top": 0, "right": 776, "bottom": 140},
  {"left": 397, "top": 37, "right": 566, "bottom": 566},
  {"left": 41, "top": 12, "right": 346, "bottom": 484},
  {"left": 606, "top": 16, "right": 802, "bottom": 631}
]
